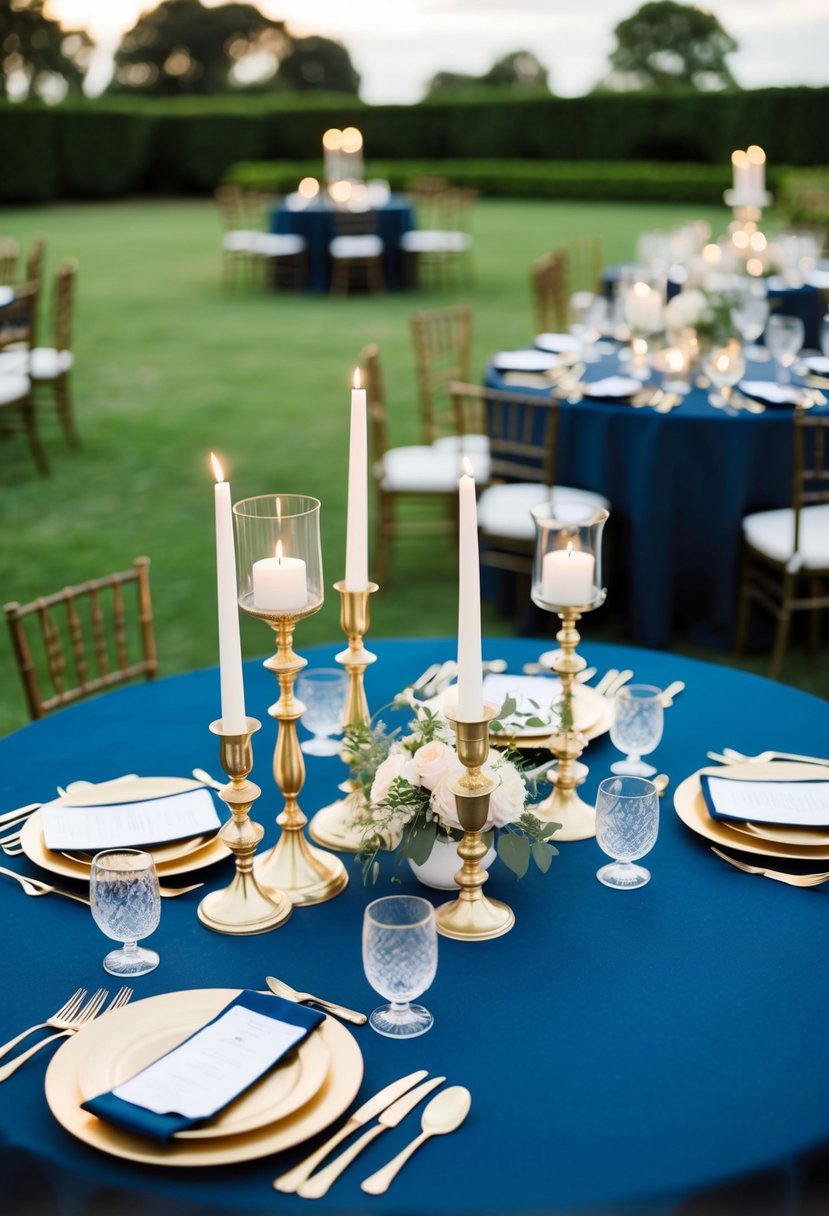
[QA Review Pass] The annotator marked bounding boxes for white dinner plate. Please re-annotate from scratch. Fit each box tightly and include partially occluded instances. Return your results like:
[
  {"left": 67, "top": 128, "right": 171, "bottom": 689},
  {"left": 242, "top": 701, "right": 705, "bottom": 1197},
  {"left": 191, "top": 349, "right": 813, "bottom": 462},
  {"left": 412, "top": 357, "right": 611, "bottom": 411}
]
[
  {"left": 493, "top": 350, "right": 560, "bottom": 373},
  {"left": 582, "top": 376, "right": 641, "bottom": 400},
  {"left": 534, "top": 333, "right": 581, "bottom": 354}
]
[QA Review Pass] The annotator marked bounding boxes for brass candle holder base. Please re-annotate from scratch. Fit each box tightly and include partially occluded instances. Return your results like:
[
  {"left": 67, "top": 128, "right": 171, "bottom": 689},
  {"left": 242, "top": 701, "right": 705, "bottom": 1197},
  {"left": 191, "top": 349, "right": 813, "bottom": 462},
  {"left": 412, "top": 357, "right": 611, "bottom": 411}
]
[
  {"left": 308, "top": 580, "right": 378, "bottom": 854},
  {"left": 197, "top": 718, "right": 292, "bottom": 935},
  {"left": 533, "top": 607, "right": 596, "bottom": 841},
  {"left": 435, "top": 709, "right": 514, "bottom": 942},
  {"left": 252, "top": 608, "right": 348, "bottom": 906}
]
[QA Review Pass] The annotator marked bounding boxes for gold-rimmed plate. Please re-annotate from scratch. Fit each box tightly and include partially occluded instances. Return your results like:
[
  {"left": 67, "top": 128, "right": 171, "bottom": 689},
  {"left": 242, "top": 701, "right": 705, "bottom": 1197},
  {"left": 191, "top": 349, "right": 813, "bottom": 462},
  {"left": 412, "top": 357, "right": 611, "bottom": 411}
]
[
  {"left": 77, "top": 989, "right": 332, "bottom": 1140},
  {"left": 45, "top": 989, "right": 363, "bottom": 1167},
  {"left": 19, "top": 812, "right": 230, "bottom": 880},
  {"left": 423, "top": 678, "right": 611, "bottom": 747},
  {"left": 674, "top": 762, "right": 829, "bottom": 860}
]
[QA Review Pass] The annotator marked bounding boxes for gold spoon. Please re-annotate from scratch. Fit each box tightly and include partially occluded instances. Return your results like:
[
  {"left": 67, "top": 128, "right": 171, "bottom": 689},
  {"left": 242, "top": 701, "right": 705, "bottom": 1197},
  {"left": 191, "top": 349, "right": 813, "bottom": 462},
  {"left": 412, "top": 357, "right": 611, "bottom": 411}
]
[{"left": 360, "top": 1086, "right": 472, "bottom": 1195}]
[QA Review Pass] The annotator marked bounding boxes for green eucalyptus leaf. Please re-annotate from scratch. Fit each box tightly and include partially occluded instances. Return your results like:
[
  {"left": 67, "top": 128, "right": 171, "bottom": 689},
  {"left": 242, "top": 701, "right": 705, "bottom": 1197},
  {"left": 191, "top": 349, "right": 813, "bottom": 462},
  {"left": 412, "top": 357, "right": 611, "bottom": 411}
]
[
  {"left": 531, "top": 840, "right": 553, "bottom": 872},
  {"left": 525, "top": 716, "right": 548, "bottom": 728},
  {"left": 499, "top": 695, "right": 518, "bottom": 718},
  {"left": 405, "top": 819, "right": 438, "bottom": 866},
  {"left": 498, "top": 832, "right": 530, "bottom": 878},
  {"left": 541, "top": 821, "right": 562, "bottom": 838}
]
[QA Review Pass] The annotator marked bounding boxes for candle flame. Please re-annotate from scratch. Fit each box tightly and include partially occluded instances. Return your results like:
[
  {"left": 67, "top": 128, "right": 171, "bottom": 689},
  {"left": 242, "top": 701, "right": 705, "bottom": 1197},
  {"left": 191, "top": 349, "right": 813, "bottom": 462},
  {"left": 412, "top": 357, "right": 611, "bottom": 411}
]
[
  {"left": 565, "top": 541, "right": 574, "bottom": 557},
  {"left": 353, "top": 367, "right": 361, "bottom": 390},
  {"left": 275, "top": 540, "right": 283, "bottom": 563},
  {"left": 461, "top": 456, "right": 474, "bottom": 478},
  {"left": 210, "top": 452, "right": 224, "bottom": 483}
]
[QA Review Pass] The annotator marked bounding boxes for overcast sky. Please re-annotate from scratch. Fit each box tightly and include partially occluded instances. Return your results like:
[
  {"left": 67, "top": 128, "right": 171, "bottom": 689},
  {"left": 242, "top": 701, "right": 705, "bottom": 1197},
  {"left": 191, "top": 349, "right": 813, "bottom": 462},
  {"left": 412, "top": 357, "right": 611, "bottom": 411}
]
[{"left": 47, "top": 0, "right": 829, "bottom": 102}]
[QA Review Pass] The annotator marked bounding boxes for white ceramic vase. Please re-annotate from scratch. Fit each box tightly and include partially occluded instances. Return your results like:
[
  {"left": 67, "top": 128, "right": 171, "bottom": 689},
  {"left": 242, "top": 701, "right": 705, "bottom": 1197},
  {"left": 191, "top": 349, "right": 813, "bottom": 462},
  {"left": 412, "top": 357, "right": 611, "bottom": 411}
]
[{"left": 408, "top": 836, "right": 497, "bottom": 891}]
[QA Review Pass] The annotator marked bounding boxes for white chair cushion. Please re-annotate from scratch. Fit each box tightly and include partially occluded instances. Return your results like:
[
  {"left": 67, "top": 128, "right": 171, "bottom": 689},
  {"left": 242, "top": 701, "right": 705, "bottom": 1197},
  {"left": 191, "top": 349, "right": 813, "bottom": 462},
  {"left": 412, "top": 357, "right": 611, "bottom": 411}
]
[
  {"left": 254, "top": 233, "right": 306, "bottom": 257},
  {"left": 400, "top": 230, "right": 472, "bottom": 254},
  {"left": 31, "top": 347, "right": 73, "bottom": 379},
  {"left": 477, "top": 482, "right": 610, "bottom": 540},
  {"left": 221, "top": 229, "right": 261, "bottom": 253},
  {"left": 0, "top": 373, "right": 30, "bottom": 405},
  {"left": 432, "top": 434, "right": 490, "bottom": 458},
  {"left": 0, "top": 348, "right": 73, "bottom": 379},
  {"left": 379, "top": 445, "right": 489, "bottom": 492},
  {"left": 742, "top": 504, "right": 829, "bottom": 572},
  {"left": 329, "top": 235, "right": 384, "bottom": 259},
  {"left": 0, "top": 349, "right": 28, "bottom": 376}
]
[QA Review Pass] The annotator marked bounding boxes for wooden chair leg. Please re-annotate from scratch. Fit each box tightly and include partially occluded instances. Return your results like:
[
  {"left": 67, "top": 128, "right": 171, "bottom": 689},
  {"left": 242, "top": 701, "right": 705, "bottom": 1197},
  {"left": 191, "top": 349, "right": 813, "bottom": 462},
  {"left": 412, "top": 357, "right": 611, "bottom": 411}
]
[
  {"left": 809, "top": 578, "right": 822, "bottom": 655},
  {"left": 54, "top": 375, "right": 79, "bottom": 448},
  {"left": 20, "top": 398, "right": 50, "bottom": 476},
  {"left": 768, "top": 576, "right": 795, "bottom": 680}
]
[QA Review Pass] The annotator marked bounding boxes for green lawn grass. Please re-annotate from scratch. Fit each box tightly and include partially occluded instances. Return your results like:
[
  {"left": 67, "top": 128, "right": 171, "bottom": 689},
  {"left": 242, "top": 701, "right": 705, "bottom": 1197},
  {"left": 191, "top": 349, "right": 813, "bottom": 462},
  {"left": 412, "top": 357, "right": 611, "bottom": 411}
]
[{"left": 0, "top": 196, "right": 824, "bottom": 737}]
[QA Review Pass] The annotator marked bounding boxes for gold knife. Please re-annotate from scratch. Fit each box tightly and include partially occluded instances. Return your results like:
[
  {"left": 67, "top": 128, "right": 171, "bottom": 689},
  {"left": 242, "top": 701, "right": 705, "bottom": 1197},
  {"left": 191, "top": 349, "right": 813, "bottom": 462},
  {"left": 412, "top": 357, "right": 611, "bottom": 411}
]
[
  {"left": 298, "top": 1075, "right": 446, "bottom": 1198},
  {"left": 272, "top": 1069, "right": 429, "bottom": 1193}
]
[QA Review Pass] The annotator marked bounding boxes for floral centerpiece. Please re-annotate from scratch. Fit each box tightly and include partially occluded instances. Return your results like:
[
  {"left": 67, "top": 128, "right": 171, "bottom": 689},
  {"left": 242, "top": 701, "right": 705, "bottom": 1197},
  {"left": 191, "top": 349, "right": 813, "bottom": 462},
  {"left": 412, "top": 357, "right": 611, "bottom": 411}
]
[{"left": 345, "top": 693, "right": 561, "bottom": 883}]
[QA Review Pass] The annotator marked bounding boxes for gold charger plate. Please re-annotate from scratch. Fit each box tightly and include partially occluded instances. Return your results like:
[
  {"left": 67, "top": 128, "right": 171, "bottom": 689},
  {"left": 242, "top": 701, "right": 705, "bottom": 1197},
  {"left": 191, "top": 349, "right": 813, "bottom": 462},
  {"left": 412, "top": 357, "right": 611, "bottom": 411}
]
[
  {"left": 425, "top": 680, "right": 611, "bottom": 747},
  {"left": 674, "top": 762, "right": 829, "bottom": 860},
  {"left": 77, "top": 989, "right": 331, "bottom": 1139},
  {"left": 45, "top": 989, "right": 363, "bottom": 1167}
]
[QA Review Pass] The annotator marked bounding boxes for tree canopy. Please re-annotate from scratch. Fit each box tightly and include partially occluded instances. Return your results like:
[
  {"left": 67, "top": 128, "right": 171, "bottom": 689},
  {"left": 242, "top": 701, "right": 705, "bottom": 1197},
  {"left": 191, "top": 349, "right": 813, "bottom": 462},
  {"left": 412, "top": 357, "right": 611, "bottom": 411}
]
[
  {"left": 425, "top": 49, "right": 550, "bottom": 99},
  {"left": 602, "top": 1, "right": 738, "bottom": 91},
  {"left": 0, "top": 0, "right": 92, "bottom": 102},
  {"left": 272, "top": 35, "right": 360, "bottom": 94}
]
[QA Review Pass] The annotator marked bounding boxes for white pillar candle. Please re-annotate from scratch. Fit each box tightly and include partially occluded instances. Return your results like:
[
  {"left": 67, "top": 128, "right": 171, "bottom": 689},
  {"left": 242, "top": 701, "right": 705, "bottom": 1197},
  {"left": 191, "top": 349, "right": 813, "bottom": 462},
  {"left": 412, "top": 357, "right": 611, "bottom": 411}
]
[
  {"left": 542, "top": 541, "right": 596, "bottom": 607},
  {"left": 345, "top": 368, "right": 369, "bottom": 591},
  {"left": 746, "top": 145, "right": 766, "bottom": 199},
  {"left": 253, "top": 541, "right": 307, "bottom": 612},
  {"left": 456, "top": 459, "right": 483, "bottom": 722},
  {"left": 731, "top": 150, "right": 750, "bottom": 199},
  {"left": 625, "top": 282, "right": 663, "bottom": 335},
  {"left": 211, "top": 453, "right": 247, "bottom": 734}
]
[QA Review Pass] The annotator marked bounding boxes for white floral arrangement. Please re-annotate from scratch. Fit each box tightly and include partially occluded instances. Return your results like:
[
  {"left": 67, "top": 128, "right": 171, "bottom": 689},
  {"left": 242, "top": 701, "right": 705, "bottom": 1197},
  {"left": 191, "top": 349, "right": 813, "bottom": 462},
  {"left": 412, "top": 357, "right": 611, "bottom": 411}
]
[{"left": 346, "top": 701, "right": 560, "bottom": 881}]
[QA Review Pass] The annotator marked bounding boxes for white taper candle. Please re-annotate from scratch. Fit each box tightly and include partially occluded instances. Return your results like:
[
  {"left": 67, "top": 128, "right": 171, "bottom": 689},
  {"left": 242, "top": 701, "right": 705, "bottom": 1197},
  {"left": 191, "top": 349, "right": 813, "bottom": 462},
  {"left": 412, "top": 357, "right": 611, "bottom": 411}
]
[
  {"left": 456, "top": 458, "right": 483, "bottom": 721},
  {"left": 211, "top": 453, "right": 247, "bottom": 734}
]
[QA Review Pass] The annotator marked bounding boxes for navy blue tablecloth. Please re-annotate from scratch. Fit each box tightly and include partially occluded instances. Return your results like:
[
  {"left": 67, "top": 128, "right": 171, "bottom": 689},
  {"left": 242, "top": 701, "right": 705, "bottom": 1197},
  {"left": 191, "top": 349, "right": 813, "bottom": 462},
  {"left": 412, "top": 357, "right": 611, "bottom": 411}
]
[
  {"left": 270, "top": 197, "right": 414, "bottom": 293},
  {"left": 484, "top": 354, "right": 825, "bottom": 649},
  {"left": 1, "top": 639, "right": 828, "bottom": 1216}
]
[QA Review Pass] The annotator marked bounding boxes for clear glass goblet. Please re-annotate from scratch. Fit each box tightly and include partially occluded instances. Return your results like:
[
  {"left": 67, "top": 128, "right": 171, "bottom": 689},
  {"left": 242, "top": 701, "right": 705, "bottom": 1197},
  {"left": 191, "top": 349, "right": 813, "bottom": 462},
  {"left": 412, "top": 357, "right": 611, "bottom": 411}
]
[
  {"left": 296, "top": 667, "right": 349, "bottom": 756},
  {"left": 764, "top": 314, "right": 804, "bottom": 385},
  {"left": 90, "top": 849, "right": 160, "bottom": 976},
  {"left": 362, "top": 895, "right": 437, "bottom": 1038},
  {"left": 595, "top": 775, "right": 659, "bottom": 889},
  {"left": 730, "top": 288, "right": 769, "bottom": 361},
  {"left": 610, "top": 684, "right": 664, "bottom": 776},
  {"left": 702, "top": 341, "right": 747, "bottom": 411},
  {"left": 820, "top": 311, "right": 829, "bottom": 358}
]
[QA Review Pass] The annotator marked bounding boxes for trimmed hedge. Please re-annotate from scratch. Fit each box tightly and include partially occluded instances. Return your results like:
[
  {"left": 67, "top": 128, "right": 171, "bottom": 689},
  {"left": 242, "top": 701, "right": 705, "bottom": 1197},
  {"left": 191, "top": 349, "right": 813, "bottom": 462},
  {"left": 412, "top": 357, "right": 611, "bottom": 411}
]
[
  {"left": 1, "top": 86, "right": 827, "bottom": 203},
  {"left": 226, "top": 157, "right": 792, "bottom": 206}
]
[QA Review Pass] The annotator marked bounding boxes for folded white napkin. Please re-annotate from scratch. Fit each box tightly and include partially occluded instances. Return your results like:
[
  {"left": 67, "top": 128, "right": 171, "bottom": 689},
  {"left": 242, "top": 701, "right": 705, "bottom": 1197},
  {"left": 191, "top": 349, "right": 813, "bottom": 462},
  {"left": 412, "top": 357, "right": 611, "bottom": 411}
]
[
  {"left": 534, "top": 333, "right": 580, "bottom": 354},
  {"left": 583, "top": 376, "right": 641, "bottom": 399},
  {"left": 40, "top": 788, "right": 221, "bottom": 850},
  {"left": 493, "top": 350, "right": 560, "bottom": 372},
  {"left": 802, "top": 355, "right": 829, "bottom": 375},
  {"left": 739, "top": 380, "right": 802, "bottom": 406}
]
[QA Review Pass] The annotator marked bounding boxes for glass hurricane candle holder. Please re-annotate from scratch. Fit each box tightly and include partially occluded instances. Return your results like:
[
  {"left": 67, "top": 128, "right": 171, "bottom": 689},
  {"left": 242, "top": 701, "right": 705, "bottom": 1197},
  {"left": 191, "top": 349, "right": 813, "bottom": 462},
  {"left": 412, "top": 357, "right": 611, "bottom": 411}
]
[
  {"left": 530, "top": 504, "right": 608, "bottom": 841},
  {"left": 703, "top": 340, "right": 747, "bottom": 409},
  {"left": 233, "top": 494, "right": 347, "bottom": 906}
]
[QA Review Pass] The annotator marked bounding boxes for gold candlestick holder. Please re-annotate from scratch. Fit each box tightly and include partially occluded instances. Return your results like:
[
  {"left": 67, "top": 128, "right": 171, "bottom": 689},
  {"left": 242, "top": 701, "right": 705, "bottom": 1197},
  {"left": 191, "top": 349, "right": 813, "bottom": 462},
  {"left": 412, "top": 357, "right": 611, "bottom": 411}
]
[
  {"left": 530, "top": 504, "right": 609, "bottom": 841},
  {"left": 197, "top": 717, "right": 292, "bottom": 935},
  {"left": 233, "top": 493, "right": 348, "bottom": 906},
  {"left": 532, "top": 607, "right": 598, "bottom": 840},
  {"left": 435, "top": 707, "right": 514, "bottom": 942},
  {"left": 309, "top": 580, "right": 378, "bottom": 854}
]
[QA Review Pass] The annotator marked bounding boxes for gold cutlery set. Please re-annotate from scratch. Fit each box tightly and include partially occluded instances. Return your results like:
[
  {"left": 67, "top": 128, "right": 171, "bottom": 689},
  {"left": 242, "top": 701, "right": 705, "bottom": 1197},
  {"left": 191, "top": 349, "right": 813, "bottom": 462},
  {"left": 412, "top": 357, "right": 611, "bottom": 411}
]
[{"left": 0, "top": 986, "right": 133, "bottom": 1082}]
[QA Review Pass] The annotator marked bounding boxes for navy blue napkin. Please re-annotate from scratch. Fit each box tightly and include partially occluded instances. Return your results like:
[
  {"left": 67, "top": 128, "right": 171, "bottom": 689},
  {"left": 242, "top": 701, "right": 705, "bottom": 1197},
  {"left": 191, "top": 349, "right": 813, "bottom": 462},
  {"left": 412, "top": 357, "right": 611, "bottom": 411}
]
[{"left": 81, "top": 990, "right": 324, "bottom": 1143}]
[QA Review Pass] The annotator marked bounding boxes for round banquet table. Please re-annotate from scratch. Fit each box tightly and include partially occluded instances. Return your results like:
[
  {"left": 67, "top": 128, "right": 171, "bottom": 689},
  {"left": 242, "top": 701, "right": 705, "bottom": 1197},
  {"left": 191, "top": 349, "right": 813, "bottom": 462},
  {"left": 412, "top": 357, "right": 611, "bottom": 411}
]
[
  {"left": 485, "top": 354, "right": 828, "bottom": 650},
  {"left": 1, "top": 638, "right": 829, "bottom": 1216},
  {"left": 269, "top": 197, "right": 414, "bottom": 293}
]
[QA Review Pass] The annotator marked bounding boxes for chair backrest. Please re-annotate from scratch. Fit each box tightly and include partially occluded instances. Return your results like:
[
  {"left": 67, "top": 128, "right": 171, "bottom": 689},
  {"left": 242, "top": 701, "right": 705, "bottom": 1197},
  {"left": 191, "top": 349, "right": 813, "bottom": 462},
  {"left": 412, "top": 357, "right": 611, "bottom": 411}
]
[
  {"left": 408, "top": 175, "right": 448, "bottom": 230},
  {"left": 4, "top": 557, "right": 158, "bottom": 721},
  {"left": 450, "top": 382, "right": 561, "bottom": 488},
  {"left": 361, "top": 343, "right": 389, "bottom": 464},
  {"left": 410, "top": 302, "right": 473, "bottom": 443},
  {"left": 0, "top": 282, "right": 36, "bottom": 353},
  {"left": 332, "top": 208, "right": 379, "bottom": 237},
  {"left": 564, "top": 235, "right": 602, "bottom": 297},
  {"left": 24, "top": 238, "right": 46, "bottom": 347},
  {"left": 53, "top": 258, "right": 78, "bottom": 353},
  {"left": 531, "top": 251, "right": 568, "bottom": 333},
  {"left": 793, "top": 411, "right": 829, "bottom": 553},
  {"left": 437, "top": 187, "right": 476, "bottom": 234},
  {"left": 0, "top": 237, "right": 19, "bottom": 285},
  {"left": 215, "top": 184, "right": 245, "bottom": 231}
]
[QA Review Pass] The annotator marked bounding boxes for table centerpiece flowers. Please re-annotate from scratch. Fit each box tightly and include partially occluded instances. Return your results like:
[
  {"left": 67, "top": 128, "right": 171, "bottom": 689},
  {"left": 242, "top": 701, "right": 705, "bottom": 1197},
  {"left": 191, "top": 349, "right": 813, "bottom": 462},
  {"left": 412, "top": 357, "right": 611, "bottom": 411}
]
[{"left": 345, "top": 694, "right": 561, "bottom": 887}]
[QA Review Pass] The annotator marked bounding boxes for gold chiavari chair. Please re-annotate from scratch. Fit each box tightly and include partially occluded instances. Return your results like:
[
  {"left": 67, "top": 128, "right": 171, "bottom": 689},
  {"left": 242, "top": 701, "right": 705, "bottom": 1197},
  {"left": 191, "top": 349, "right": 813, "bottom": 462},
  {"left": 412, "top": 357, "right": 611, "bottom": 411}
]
[
  {"left": 5, "top": 557, "right": 158, "bottom": 720},
  {"left": 531, "top": 250, "right": 568, "bottom": 333},
  {"left": 410, "top": 302, "right": 473, "bottom": 444}
]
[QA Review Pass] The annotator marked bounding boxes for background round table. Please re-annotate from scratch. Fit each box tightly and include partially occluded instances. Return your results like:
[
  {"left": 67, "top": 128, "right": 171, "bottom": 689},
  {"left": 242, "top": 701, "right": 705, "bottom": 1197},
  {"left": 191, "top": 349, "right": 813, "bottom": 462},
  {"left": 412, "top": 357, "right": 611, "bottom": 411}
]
[
  {"left": 485, "top": 355, "right": 826, "bottom": 649},
  {"left": 269, "top": 197, "right": 414, "bottom": 293},
  {"left": 1, "top": 638, "right": 828, "bottom": 1216}
]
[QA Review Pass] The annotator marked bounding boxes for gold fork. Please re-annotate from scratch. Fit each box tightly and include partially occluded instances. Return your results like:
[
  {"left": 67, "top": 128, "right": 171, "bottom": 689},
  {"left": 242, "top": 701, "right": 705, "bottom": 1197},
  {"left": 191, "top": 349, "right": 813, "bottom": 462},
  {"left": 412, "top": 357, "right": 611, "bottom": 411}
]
[
  {"left": 0, "top": 987, "right": 132, "bottom": 1082},
  {"left": 0, "top": 988, "right": 87, "bottom": 1061},
  {"left": 710, "top": 847, "right": 829, "bottom": 887}
]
